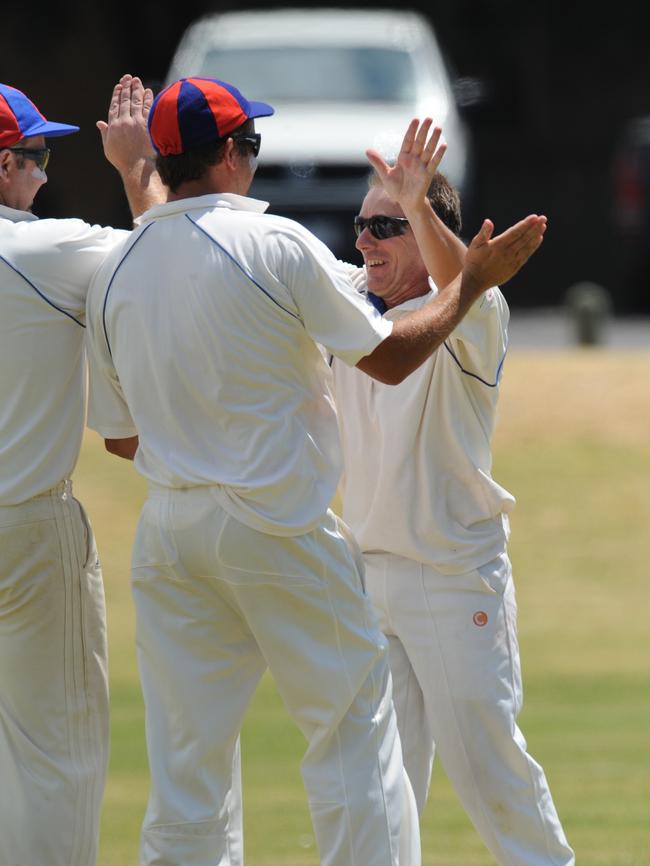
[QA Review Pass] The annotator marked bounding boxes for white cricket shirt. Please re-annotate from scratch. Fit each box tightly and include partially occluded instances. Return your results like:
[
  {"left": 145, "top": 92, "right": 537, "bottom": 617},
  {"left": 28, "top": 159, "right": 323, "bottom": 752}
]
[
  {"left": 333, "top": 274, "right": 515, "bottom": 574},
  {"left": 86, "top": 193, "right": 392, "bottom": 536},
  {"left": 0, "top": 206, "right": 128, "bottom": 505}
]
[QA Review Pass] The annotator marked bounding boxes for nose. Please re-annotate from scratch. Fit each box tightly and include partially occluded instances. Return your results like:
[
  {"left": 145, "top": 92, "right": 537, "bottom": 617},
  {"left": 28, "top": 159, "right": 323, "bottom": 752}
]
[{"left": 355, "top": 226, "right": 373, "bottom": 252}]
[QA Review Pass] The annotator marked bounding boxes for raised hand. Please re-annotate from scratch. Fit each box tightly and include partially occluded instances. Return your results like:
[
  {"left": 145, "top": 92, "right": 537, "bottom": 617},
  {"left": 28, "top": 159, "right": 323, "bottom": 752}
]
[
  {"left": 463, "top": 214, "right": 548, "bottom": 293},
  {"left": 96, "top": 74, "right": 155, "bottom": 173},
  {"left": 365, "top": 118, "right": 446, "bottom": 210}
]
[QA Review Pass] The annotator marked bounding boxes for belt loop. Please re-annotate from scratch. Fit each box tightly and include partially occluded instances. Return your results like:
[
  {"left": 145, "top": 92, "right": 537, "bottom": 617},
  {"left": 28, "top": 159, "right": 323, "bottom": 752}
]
[{"left": 48, "top": 479, "right": 72, "bottom": 500}]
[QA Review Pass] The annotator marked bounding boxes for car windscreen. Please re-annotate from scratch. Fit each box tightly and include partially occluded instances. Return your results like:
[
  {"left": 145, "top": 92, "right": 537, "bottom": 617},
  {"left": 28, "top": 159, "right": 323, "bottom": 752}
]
[{"left": 201, "top": 46, "right": 416, "bottom": 102}]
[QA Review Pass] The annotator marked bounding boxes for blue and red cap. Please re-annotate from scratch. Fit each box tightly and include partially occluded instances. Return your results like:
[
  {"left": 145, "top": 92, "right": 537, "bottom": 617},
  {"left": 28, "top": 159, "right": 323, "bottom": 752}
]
[
  {"left": 148, "top": 77, "right": 274, "bottom": 156},
  {"left": 0, "top": 83, "right": 79, "bottom": 148}
]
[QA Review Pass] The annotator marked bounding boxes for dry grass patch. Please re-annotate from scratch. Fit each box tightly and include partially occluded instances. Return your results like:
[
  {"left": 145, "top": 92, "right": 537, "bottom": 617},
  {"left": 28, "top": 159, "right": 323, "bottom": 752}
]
[{"left": 496, "top": 349, "right": 650, "bottom": 447}]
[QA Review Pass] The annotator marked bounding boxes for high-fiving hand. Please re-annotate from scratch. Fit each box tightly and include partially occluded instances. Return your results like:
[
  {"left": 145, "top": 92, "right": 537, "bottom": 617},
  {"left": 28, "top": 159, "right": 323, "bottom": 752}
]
[
  {"left": 365, "top": 118, "right": 446, "bottom": 211},
  {"left": 96, "top": 74, "right": 155, "bottom": 173},
  {"left": 463, "top": 214, "right": 548, "bottom": 294}
]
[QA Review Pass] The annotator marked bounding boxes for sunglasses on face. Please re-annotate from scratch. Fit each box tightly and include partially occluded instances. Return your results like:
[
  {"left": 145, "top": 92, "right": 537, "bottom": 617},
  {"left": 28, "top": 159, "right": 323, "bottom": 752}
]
[
  {"left": 353, "top": 214, "right": 410, "bottom": 240},
  {"left": 7, "top": 146, "right": 51, "bottom": 172},
  {"left": 232, "top": 133, "right": 261, "bottom": 158}
]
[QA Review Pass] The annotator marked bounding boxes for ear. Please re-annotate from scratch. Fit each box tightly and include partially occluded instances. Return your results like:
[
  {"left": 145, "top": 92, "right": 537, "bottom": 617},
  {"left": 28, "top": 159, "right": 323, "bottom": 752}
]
[
  {"left": 0, "top": 148, "right": 13, "bottom": 179},
  {"left": 222, "top": 137, "right": 239, "bottom": 172}
]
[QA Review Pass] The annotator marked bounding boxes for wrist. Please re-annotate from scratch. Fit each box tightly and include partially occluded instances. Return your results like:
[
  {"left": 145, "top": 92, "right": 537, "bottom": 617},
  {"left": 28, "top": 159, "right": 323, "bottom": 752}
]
[
  {"left": 115, "top": 155, "right": 155, "bottom": 177},
  {"left": 399, "top": 197, "right": 433, "bottom": 222},
  {"left": 459, "top": 265, "right": 485, "bottom": 304}
]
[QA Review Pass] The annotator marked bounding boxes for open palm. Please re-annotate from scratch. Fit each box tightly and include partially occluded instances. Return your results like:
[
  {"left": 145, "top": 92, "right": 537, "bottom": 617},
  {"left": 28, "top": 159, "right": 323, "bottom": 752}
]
[{"left": 366, "top": 118, "right": 447, "bottom": 209}]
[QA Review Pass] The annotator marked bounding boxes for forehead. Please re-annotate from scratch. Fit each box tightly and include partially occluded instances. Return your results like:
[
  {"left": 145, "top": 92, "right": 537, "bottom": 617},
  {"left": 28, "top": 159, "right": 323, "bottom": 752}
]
[{"left": 360, "top": 185, "right": 404, "bottom": 218}]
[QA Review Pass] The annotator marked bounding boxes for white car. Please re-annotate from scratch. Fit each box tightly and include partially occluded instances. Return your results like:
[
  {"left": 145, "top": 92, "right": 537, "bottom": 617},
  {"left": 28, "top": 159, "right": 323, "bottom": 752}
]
[{"left": 164, "top": 7, "right": 474, "bottom": 258}]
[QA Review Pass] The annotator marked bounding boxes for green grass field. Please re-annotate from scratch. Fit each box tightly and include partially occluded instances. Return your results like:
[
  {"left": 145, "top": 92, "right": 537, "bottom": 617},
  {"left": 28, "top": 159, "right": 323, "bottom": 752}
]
[{"left": 72, "top": 349, "right": 650, "bottom": 866}]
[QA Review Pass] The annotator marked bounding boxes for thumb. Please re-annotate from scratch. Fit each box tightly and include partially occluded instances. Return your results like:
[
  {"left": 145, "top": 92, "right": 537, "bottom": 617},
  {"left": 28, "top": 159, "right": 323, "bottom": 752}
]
[
  {"left": 471, "top": 218, "right": 494, "bottom": 249},
  {"left": 366, "top": 148, "right": 389, "bottom": 182},
  {"left": 96, "top": 120, "right": 108, "bottom": 145}
]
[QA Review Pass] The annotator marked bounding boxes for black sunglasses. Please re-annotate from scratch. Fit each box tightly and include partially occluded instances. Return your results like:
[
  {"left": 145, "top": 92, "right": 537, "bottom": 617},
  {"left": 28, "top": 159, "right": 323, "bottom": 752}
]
[
  {"left": 353, "top": 214, "right": 410, "bottom": 240},
  {"left": 232, "top": 133, "right": 261, "bottom": 158},
  {"left": 7, "top": 146, "right": 51, "bottom": 172}
]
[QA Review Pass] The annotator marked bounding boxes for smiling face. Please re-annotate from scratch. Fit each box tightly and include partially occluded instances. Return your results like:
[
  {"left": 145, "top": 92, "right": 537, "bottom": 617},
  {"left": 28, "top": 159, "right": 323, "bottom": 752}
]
[
  {"left": 0, "top": 135, "right": 48, "bottom": 212},
  {"left": 355, "top": 185, "right": 430, "bottom": 309}
]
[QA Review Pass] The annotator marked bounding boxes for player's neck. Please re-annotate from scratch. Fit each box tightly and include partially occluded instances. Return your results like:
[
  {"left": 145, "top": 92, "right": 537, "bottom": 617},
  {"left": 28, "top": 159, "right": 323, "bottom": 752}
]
[{"left": 382, "top": 282, "right": 430, "bottom": 310}]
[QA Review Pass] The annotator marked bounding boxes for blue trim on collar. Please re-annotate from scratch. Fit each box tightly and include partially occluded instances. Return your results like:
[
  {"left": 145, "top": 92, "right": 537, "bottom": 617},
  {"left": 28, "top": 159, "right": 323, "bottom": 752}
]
[{"left": 367, "top": 291, "right": 387, "bottom": 314}]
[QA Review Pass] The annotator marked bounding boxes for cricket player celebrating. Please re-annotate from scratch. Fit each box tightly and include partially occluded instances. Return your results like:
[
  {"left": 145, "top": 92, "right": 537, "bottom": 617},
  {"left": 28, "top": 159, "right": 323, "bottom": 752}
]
[{"left": 331, "top": 150, "right": 575, "bottom": 863}]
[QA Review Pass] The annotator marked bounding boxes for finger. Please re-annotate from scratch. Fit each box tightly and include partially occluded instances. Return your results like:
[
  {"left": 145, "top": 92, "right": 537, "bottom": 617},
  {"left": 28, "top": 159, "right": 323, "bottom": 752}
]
[
  {"left": 108, "top": 83, "right": 122, "bottom": 121},
  {"left": 522, "top": 221, "right": 547, "bottom": 251},
  {"left": 495, "top": 215, "right": 541, "bottom": 251},
  {"left": 118, "top": 76, "right": 132, "bottom": 117},
  {"left": 399, "top": 118, "right": 420, "bottom": 155},
  {"left": 511, "top": 236, "right": 544, "bottom": 275},
  {"left": 507, "top": 221, "right": 546, "bottom": 266},
  {"left": 129, "top": 76, "right": 144, "bottom": 118},
  {"left": 422, "top": 126, "right": 443, "bottom": 161},
  {"left": 513, "top": 216, "right": 547, "bottom": 251},
  {"left": 426, "top": 141, "right": 447, "bottom": 177},
  {"left": 412, "top": 117, "right": 433, "bottom": 155},
  {"left": 142, "top": 88, "right": 154, "bottom": 118}
]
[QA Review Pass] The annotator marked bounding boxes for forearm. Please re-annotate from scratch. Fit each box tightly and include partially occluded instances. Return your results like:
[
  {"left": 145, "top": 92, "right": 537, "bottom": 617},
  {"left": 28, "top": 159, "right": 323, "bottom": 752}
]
[
  {"left": 104, "top": 436, "right": 139, "bottom": 460},
  {"left": 402, "top": 198, "right": 466, "bottom": 290},
  {"left": 356, "top": 269, "right": 481, "bottom": 384},
  {"left": 119, "top": 157, "right": 166, "bottom": 220}
]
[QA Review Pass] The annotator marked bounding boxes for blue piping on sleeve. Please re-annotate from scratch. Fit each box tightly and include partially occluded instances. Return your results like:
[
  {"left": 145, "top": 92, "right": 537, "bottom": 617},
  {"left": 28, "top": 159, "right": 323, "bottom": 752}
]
[
  {"left": 442, "top": 340, "right": 507, "bottom": 388},
  {"left": 0, "top": 252, "right": 85, "bottom": 327},
  {"left": 185, "top": 214, "right": 301, "bottom": 321}
]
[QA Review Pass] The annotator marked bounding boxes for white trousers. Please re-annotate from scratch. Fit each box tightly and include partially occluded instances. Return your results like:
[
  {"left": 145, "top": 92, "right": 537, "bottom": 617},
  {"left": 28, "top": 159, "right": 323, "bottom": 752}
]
[
  {"left": 0, "top": 481, "right": 109, "bottom": 866},
  {"left": 364, "top": 551, "right": 574, "bottom": 866},
  {"left": 131, "top": 486, "right": 420, "bottom": 866}
]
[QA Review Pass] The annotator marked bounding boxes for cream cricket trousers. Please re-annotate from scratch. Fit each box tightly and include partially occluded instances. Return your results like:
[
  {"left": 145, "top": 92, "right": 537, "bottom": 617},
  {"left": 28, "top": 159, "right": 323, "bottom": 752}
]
[
  {"left": 364, "top": 551, "right": 575, "bottom": 866},
  {"left": 131, "top": 485, "right": 420, "bottom": 866},
  {"left": 0, "top": 480, "right": 109, "bottom": 866}
]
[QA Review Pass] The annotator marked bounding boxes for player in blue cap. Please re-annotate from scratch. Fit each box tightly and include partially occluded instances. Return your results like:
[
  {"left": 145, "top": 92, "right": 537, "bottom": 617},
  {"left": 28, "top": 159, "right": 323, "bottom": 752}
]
[
  {"left": 0, "top": 82, "right": 80, "bottom": 210},
  {"left": 0, "top": 76, "right": 164, "bottom": 866}
]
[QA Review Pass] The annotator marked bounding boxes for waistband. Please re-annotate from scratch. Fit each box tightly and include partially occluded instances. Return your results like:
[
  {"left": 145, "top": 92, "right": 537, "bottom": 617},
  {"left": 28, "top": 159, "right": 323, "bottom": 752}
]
[
  {"left": 0, "top": 479, "right": 73, "bottom": 514},
  {"left": 32, "top": 479, "right": 73, "bottom": 501},
  {"left": 147, "top": 482, "right": 217, "bottom": 498}
]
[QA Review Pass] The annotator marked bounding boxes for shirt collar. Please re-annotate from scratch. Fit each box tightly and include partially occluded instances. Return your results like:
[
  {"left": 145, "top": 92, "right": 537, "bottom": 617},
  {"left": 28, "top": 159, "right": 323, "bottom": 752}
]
[
  {"left": 134, "top": 192, "right": 269, "bottom": 226},
  {"left": 0, "top": 204, "right": 39, "bottom": 223},
  {"left": 365, "top": 272, "right": 438, "bottom": 319}
]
